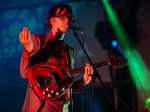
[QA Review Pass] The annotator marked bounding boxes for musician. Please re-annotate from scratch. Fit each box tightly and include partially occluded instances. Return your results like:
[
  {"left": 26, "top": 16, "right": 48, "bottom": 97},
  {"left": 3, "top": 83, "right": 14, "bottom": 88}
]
[{"left": 19, "top": 4, "right": 93, "bottom": 112}]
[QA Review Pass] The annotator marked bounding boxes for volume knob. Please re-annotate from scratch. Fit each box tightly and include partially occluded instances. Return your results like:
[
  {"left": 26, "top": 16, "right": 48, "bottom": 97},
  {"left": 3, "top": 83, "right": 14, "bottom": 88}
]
[
  {"left": 46, "top": 88, "right": 50, "bottom": 91},
  {"left": 47, "top": 93, "right": 51, "bottom": 97},
  {"left": 55, "top": 91, "right": 60, "bottom": 96},
  {"left": 61, "top": 87, "right": 66, "bottom": 92},
  {"left": 43, "top": 91, "right": 46, "bottom": 94}
]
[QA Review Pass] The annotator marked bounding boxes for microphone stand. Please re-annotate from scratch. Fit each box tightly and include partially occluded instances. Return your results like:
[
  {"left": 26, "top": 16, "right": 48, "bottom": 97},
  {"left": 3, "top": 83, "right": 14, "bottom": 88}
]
[{"left": 71, "top": 30, "right": 113, "bottom": 112}]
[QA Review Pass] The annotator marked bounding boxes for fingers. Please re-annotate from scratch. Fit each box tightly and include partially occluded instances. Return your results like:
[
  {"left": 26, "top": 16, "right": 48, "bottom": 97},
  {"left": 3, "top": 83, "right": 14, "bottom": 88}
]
[
  {"left": 19, "top": 27, "right": 33, "bottom": 52},
  {"left": 84, "top": 63, "right": 94, "bottom": 75},
  {"left": 27, "top": 30, "right": 31, "bottom": 43},
  {"left": 19, "top": 27, "right": 25, "bottom": 43},
  {"left": 83, "top": 63, "right": 93, "bottom": 85},
  {"left": 19, "top": 27, "right": 25, "bottom": 44},
  {"left": 24, "top": 27, "right": 29, "bottom": 44},
  {"left": 23, "top": 27, "right": 27, "bottom": 43},
  {"left": 19, "top": 27, "right": 31, "bottom": 44}
]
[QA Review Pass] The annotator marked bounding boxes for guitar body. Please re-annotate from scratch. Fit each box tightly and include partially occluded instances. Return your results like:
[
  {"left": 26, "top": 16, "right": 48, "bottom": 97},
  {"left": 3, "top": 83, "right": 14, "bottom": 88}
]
[
  {"left": 28, "top": 63, "right": 75, "bottom": 101},
  {"left": 27, "top": 56, "right": 127, "bottom": 101}
]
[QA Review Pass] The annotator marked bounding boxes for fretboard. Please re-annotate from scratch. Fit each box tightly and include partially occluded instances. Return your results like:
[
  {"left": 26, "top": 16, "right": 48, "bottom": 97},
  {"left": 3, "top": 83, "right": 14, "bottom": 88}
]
[{"left": 69, "top": 60, "right": 109, "bottom": 76}]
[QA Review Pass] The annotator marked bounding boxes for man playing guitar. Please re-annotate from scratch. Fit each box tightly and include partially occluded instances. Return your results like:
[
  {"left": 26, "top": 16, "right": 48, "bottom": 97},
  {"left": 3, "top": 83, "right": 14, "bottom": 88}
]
[{"left": 19, "top": 4, "right": 93, "bottom": 112}]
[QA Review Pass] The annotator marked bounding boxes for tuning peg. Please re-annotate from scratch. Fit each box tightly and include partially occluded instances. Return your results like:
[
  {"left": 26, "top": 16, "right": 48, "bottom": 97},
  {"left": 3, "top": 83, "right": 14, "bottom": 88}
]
[{"left": 115, "top": 66, "right": 118, "bottom": 69}]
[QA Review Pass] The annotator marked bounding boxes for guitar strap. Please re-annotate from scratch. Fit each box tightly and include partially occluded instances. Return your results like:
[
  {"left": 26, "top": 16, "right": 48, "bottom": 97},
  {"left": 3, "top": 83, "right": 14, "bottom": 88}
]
[
  {"left": 28, "top": 83, "right": 45, "bottom": 112},
  {"left": 37, "top": 100, "right": 45, "bottom": 112}
]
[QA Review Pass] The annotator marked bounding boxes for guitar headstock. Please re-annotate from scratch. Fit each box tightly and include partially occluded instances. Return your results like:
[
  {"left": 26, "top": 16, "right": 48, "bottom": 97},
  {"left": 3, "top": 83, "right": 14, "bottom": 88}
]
[{"left": 108, "top": 56, "right": 127, "bottom": 70}]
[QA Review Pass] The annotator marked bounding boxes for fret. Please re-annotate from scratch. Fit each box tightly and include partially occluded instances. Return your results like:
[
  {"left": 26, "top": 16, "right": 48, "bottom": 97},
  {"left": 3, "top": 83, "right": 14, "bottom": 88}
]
[
  {"left": 69, "top": 60, "right": 109, "bottom": 76},
  {"left": 94, "top": 61, "right": 109, "bottom": 68},
  {"left": 69, "top": 67, "right": 83, "bottom": 76}
]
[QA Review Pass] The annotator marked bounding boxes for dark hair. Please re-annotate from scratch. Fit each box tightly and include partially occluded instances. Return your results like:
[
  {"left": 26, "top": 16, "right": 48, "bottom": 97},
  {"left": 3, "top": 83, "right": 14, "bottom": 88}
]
[{"left": 47, "top": 4, "right": 74, "bottom": 28}]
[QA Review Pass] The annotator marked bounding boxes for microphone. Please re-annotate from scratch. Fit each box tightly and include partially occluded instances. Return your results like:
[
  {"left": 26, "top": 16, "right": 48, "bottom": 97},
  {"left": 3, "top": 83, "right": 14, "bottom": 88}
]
[{"left": 68, "top": 24, "right": 82, "bottom": 31}]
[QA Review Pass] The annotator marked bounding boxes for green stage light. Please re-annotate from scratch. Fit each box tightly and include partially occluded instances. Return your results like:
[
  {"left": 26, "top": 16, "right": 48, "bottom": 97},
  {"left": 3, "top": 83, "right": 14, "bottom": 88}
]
[
  {"left": 145, "top": 97, "right": 150, "bottom": 108},
  {"left": 102, "top": 0, "right": 150, "bottom": 99}
]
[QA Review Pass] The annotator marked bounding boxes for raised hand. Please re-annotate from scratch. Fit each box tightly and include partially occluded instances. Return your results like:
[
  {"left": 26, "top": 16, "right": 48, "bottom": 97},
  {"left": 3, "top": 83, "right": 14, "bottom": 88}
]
[
  {"left": 19, "top": 27, "right": 33, "bottom": 53},
  {"left": 83, "top": 63, "right": 94, "bottom": 85}
]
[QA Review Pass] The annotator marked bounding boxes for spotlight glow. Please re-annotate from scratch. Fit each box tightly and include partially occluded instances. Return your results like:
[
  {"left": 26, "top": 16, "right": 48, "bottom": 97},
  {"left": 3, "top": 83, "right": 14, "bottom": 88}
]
[
  {"left": 102, "top": 0, "right": 150, "bottom": 100},
  {"left": 111, "top": 40, "right": 117, "bottom": 47}
]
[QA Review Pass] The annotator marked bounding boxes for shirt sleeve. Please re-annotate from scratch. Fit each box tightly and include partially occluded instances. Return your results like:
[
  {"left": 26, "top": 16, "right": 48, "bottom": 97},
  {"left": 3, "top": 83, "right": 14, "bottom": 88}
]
[{"left": 20, "top": 34, "right": 41, "bottom": 79}]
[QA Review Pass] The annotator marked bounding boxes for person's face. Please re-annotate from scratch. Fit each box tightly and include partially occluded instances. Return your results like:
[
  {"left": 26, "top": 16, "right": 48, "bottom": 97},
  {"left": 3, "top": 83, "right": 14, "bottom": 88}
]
[{"left": 50, "top": 8, "right": 71, "bottom": 33}]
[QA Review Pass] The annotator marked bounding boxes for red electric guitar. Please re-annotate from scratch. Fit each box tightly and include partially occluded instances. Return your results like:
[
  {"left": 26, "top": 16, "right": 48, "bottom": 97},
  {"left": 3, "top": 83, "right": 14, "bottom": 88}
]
[{"left": 28, "top": 56, "right": 127, "bottom": 101}]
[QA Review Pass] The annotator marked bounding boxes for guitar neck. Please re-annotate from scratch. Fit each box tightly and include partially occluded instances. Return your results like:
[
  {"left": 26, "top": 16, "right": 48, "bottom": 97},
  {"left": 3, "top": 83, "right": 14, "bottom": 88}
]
[{"left": 69, "top": 60, "right": 109, "bottom": 76}]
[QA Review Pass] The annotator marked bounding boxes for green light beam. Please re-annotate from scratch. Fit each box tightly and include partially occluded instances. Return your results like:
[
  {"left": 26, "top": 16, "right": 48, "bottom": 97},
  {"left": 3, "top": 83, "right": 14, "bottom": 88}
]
[{"left": 102, "top": 0, "right": 150, "bottom": 99}]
